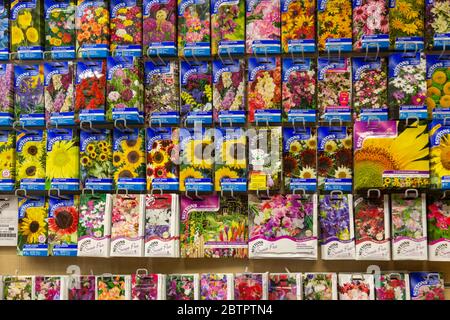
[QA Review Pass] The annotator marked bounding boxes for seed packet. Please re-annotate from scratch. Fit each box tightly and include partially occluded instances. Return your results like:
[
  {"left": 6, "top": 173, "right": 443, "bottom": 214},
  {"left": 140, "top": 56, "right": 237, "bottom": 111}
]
[
  {"left": 44, "top": 0, "right": 76, "bottom": 59},
  {"left": 0, "top": 131, "right": 15, "bottom": 191},
  {"left": 143, "top": 0, "right": 177, "bottom": 56},
  {"left": 34, "top": 276, "right": 67, "bottom": 300},
  {"left": 75, "top": 60, "right": 106, "bottom": 123},
  {"left": 430, "top": 120, "right": 450, "bottom": 189},
  {"left": 214, "top": 128, "right": 247, "bottom": 191},
  {"left": 96, "top": 275, "right": 131, "bottom": 300},
  {"left": 317, "top": 126, "right": 352, "bottom": 192},
  {"left": 268, "top": 273, "right": 302, "bottom": 300},
  {"left": 354, "top": 121, "right": 430, "bottom": 190},
  {"left": 317, "top": 0, "right": 352, "bottom": 52},
  {"left": 44, "top": 61, "right": 75, "bottom": 126},
  {"left": 249, "top": 194, "right": 317, "bottom": 259},
  {"left": 425, "top": 0, "right": 450, "bottom": 50},
  {"left": 180, "top": 60, "right": 213, "bottom": 125},
  {"left": 391, "top": 192, "right": 428, "bottom": 260},
  {"left": 177, "top": 0, "right": 211, "bottom": 57},
  {"left": 283, "top": 127, "right": 317, "bottom": 192},
  {"left": 181, "top": 195, "right": 248, "bottom": 258},
  {"left": 146, "top": 127, "right": 179, "bottom": 191},
  {"left": 166, "top": 274, "right": 199, "bottom": 300},
  {"left": 80, "top": 129, "right": 113, "bottom": 190},
  {"left": 110, "top": 0, "right": 142, "bottom": 56},
  {"left": 131, "top": 272, "right": 166, "bottom": 300},
  {"left": 179, "top": 128, "right": 214, "bottom": 192},
  {"left": 2, "top": 276, "right": 34, "bottom": 300},
  {"left": 281, "top": 0, "right": 316, "bottom": 53},
  {"left": 234, "top": 273, "right": 268, "bottom": 300},
  {"left": 389, "top": 52, "right": 427, "bottom": 119},
  {"left": 246, "top": 0, "right": 281, "bottom": 54},
  {"left": 354, "top": 195, "right": 391, "bottom": 260},
  {"left": 352, "top": 57, "right": 389, "bottom": 121},
  {"left": 0, "top": 64, "right": 14, "bottom": 126},
  {"left": 375, "top": 273, "right": 410, "bottom": 300},
  {"left": 282, "top": 58, "right": 316, "bottom": 123},
  {"left": 76, "top": 0, "right": 109, "bottom": 58},
  {"left": 0, "top": 1, "right": 8, "bottom": 60},
  {"left": 389, "top": 0, "right": 424, "bottom": 51},
  {"left": 319, "top": 194, "right": 355, "bottom": 260},
  {"left": 302, "top": 273, "right": 337, "bottom": 300},
  {"left": 68, "top": 275, "right": 96, "bottom": 300},
  {"left": 317, "top": 58, "right": 352, "bottom": 122},
  {"left": 144, "top": 61, "right": 179, "bottom": 125},
  {"left": 211, "top": 0, "right": 245, "bottom": 55},
  {"left": 200, "top": 273, "right": 234, "bottom": 300},
  {"left": 409, "top": 272, "right": 445, "bottom": 300},
  {"left": 427, "top": 194, "right": 450, "bottom": 261},
  {"left": 112, "top": 128, "right": 146, "bottom": 191},
  {"left": 46, "top": 128, "right": 79, "bottom": 191},
  {"left": 212, "top": 59, "right": 246, "bottom": 125},
  {"left": 17, "top": 196, "right": 48, "bottom": 256},
  {"left": 77, "top": 193, "right": 112, "bottom": 257},
  {"left": 15, "top": 130, "right": 46, "bottom": 190},
  {"left": 352, "top": 0, "right": 389, "bottom": 51},
  {"left": 144, "top": 194, "right": 179, "bottom": 257},
  {"left": 247, "top": 57, "right": 282, "bottom": 124},
  {"left": 426, "top": 54, "right": 450, "bottom": 119},
  {"left": 14, "top": 64, "right": 45, "bottom": 127},
  {"left": 0, "top": 196, "right": 18, "bottom": 246},
  {"left": 10, "top": 0, "right": 43, "bottom": 60},
  {"left": 338, "top": 273, "right": 375, "bottom": 300},
  {"left": 106, "top": 57, "right": 144, "bottom": 123}
]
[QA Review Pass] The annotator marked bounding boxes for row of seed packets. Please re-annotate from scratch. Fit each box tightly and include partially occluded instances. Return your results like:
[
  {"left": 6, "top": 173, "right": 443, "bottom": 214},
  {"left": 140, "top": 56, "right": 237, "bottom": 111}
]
[{"left": 0, "top": 271, "right": 445, "bottom": 300}]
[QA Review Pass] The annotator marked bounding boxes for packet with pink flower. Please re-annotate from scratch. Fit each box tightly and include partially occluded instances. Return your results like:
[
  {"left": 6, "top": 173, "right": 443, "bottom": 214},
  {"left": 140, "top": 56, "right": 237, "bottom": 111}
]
[
  {"left": 143, "top": 0, "right": 177, "bottom": 56},
  {"left": 166, "top": 274, "right": 199, "bottom": 300},
  {"left": 317, "top": 0, "right": 352, "bottom": 52},
  {"left": 0, "top": 64, "right": 14, "bottom": 126},
  {"left": 234, "top": 273, "right": 268, "bottom": 300},
  {"left": 68, "top": 275, "right": 96, "bottom": 300},
  {"left": 317, "top": 58, "right": 352, "bottom": 122},
  {"left": 249, "top": 194, "right": 318, "bottom": 259},
  {"left": 427, "top": 194, "right": 450, "bottom": 261},
  {"left": 354, "top": 194, "right": 391, "bottom": 260},
  {"left": 110, "top": 0, "right": 142, "bottom": 57},
  {"left": 96, "top": 275, "right": 131, "bottom": 300},
  {"left": 246, "top": 0, "right": 281, "bottom": 54},
  {"left": 144, "top": 194, "right": 179, "bottom": 257},
  {"left": 391, "top": 192, "right": 428, "bottom": 260},
  {"left": 409, "top": 272, "right": 445, "bottom": 300},
  {"left": 34, "top": 276, "right": 67, "bottom": 300},
  {"left": 131, "top": 271, "right": 166, "bottom": 300},
  {"left": 177, "top": 0, "right": 211, "bottom": 57},
  {"left": 302, "top": 273, "right": 337, "bottom": 300},
  {"left": 375, "top": 273, "right": 410, "bottom": 300},
  {"left": 319, "top": 193, "right": 355, "bottom": 260},
  {"left": 269, "top": 273, "right": 302, "bottom": 300},
  {"left": 281, "top": 0, "right": 316, "bottom": 53},
  {"left": 338, "top": 273, "right": 375, "bottom": 300},
  {"left": 425, "top": 0, "right": 450, "bottom": 50},
  {"left": 200, "top": 273, "right": 234, "bottom": 300},
  {"left": 282, "top": 58, "right": 316, "bottom": 123},
  {"left": 247, "top": 57, "right": 282, "bottom": 124},
  {"left": 110, "top": 194, "right": 145, "bottom": 257}
]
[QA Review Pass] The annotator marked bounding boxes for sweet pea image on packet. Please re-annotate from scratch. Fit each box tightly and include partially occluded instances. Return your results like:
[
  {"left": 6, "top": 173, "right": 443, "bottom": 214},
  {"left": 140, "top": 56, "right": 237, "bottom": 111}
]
[
  {"left": 166, "top": 274, "right": 200, "bottom": 300},
  {"left": 302, "top": 273, "right": 337, "bottom": 300},
  {"left": 110, "top": 0, "right": 142, "bottom": 57},
  {"left": 67, "top": 275, "right": 96, "bottom": 300},
  {"left": 389, "top": 0, "right": 424, "bottom": 51},
  {"left": 0, "top": 130, "right": 15, "bottom": 191},
  {"left": 96, "top": 275, "right": 131, "bottom": 300},
  {"left": 2, "top": 276, "right": 35, "bottom": 300},
  {"left": 409, "top": 272, "right": 445, "bottom": 300},
  {"left": 200, "top": 273, "right": 234, "bottom": 300},
  {"left": 131, "top": 272, "right": 166, "bottom": 300},
  {"left": 0, "top": 63, "right": 14, "bottom": 126},
  {"left": 268, "top": 273, "right": 302, "bottom": 300},
  {"left": 234, "top": 273, "right": 268, "bottom": 300},
  {"left": 281, "top": 0, "right": 316, "bottom": 53},
  {"left": 425, "top": 0, "right": 450, "bottom": 50},
  {"left": 427, "top": 194, "right": 450, "bottom": 261},
  {"left": 17, "top": 196, "right": 48, "bottom": 256},
  {"left": 338, "top": 273, "right": 375, "bottom": 300},
  {"left": 375, "top": 273, "right": 410, "bottom": 300},
  {"left": 426, "top": 54, "right": 450, "bottom": 119}
]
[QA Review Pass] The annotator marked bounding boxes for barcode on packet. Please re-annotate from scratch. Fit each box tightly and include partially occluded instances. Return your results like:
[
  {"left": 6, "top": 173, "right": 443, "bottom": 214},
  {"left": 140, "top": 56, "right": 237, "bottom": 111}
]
[{"left": 0, "top": 233, "right": 16, "bottom": 238}]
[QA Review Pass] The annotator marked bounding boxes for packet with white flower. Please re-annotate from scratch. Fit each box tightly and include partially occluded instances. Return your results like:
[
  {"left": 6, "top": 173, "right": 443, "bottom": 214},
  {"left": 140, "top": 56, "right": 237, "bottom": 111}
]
[
  {"left": 338, "top": 273, "right": 375, "bottom": 300},
  {"left": 302, "top": 272, "right": 337, "bottom": 300},
  {"left": 34, "top": 276, "right": 68, "bottom": 300},
  {"left": 17, "top": 196, "right": 48, "bottom": 256},
  {"left": 426, "top": 54, "right": 450, "bottom": 119},
  {"left": 427, "top": 194, "right": 450, "bottom": 261},
  {"left": 2, "top": 276, "right": 35, "bottom": 300},
  {"left": 425, "top": 0, "right": 450, "bottom": 50}
]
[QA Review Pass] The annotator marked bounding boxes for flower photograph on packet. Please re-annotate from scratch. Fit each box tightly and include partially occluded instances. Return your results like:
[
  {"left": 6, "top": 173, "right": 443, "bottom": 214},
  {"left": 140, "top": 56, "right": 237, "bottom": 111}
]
[
  {"left": 110, "top": 0, "right": 142, "bottom": 57},
  {"left": 281, "top": 0, "right": 316, "bottom": 53},
  {"left": 143, "top": 0, "right": 176, "bottom": 56},
  {"left": 200, "top": 273, "right": 234, "bottom": 300}
]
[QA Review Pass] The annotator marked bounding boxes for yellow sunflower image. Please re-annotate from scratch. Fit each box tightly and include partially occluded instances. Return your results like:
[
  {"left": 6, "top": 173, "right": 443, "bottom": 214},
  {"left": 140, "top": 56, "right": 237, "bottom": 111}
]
[
  {"left": 113, "top": 164, "right": 138, "bottom": 182},
  {"left": 149, "top": 149, "right": 169, "bottom": 166},
  {"left": 179, "top": 167, "right": 203, "bottom": 191},
  {"left": 324, "top": 140, "right": 337, "bottom": 153},
  {"left": 431, "top": 134, "right": 450, "bottom": 188},
  {"left": 120, "top": 136, "right": 143, "bottom": 153},
  {"left": 26, "top": 27, "right": 39, "bottom": 43},
  {"left": 184, "top": 139, "right": 214, "bottom": 169},
  {"left": 214, "top": 167, "right": 239, "bottom": 190},
  {"left": 299, "top": 166, "right": 316, "bottom": 179},
  {"left": 306, "top": 136, "right": 317, "bottom": 149},
  {"left": 123, "top": 148, "right": 145, "bottom": 169},
  {"left": 342, "top": 136, "right": 352, "bottom": 149},
  {"left": 17, "top": 158, "right": 45, "bottom": 180},
  {"left": 334, "top": 166, "right": 352, "bottom": 179},
  {"left": 22, "top": 141, "right": 44, "bottom": 159},
  {"left": 46, "top": 140, "right": 79, "bottom": 180},
  {"left": 86, "top": 143, "right": 96, "bottom": 154},
  {"left": 20, "top": 207, "right": 47, "bottom": 244},
  {"left": 289, "top": 141, "right": 302, "bottom": 153},
  {"left": 80, "top": 155, "right": 91, "bottom": 167},
  {"left": 221, "top": 138, "right": 246, "bottom": 169}
]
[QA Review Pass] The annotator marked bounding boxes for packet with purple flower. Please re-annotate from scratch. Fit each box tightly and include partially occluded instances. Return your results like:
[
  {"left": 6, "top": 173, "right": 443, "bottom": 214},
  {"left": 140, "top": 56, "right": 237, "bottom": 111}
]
[
  {"left": 0, "top": 64, "right": 14, "bottom": 126},
  {"left": 68, "top": 275, "right": 96, "bottom": 300},
  {"left": 131, "top": 271, "right": 165, "bottom": 300},
  {"left": 409, "top": 272, "right": 445, "bottom": 300},
  {"left": 166, "top": 274, "right": 199, "bottom": 300},
  {"left": 34, "top": 276, "right": 67, "bottom": 300},
  {"left": 200, "top": 273, "right": 233, "bottom": 300},
  {"left": 269, "top": 273, "right": 302, "bottom": 300}
]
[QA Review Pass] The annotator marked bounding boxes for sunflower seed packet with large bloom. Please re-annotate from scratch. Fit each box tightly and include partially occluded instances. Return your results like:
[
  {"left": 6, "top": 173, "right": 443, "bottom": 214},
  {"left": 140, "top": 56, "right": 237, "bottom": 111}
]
[
  {"left": 425, "top": 0, "right": 450, "bottom": 50},
  {"left": 429, "top": 120, "right": 450, "bottom": 189},
  {"left": 354, "top": 120, "right": 429, "bottom": 190},
  {"left": 10, "top": 0, "right": 43, "bottom": 60},
  {"left": 389, "top": 0, "right": 424, "bottom": 51},
  {"left": 0, "top": 64, "right": 14, "bottom": 126},
  {"left": 317, "top": 0, "right": 352, "bottom": 52},
  {"left": 48, "top": 195, "right": 79, "bottom": 256},
  {"left": 427, "top": 194, "right": 450, "bottom": 261},
  {"left": 15, "top": 129, "right": 46, "bottom": 190},
  {"left": 46, "top": 128, "right": 79, "bottom": 191},
  {"left": 426, "top": 54, "right": 450, "bottom": 119},
  {"left": 281, "top": 0, "right": 316, "bottom": 53},
  {"left": 302, "top": 273, "right": 338, "bottom": 300},
  {"left": 112, "top": 128, "right": 146, "bottom": 191},
  {"left": 110, "top": 0, "right": 142, "bottom": 57},
  {"left": 2, "top": 276, "right": 35, "bottom": 300},
  {"left": 0, "top": 130, "right": 15, "bottom": 191},
  {"left": 17, "top": 196, "right": 48, "bottom": 256},
  {"left": 0, "top": 1, "right": 9, "bottom": 60},
  {"left": 200, "top": 273, "right": 234, "bottom": 300}
]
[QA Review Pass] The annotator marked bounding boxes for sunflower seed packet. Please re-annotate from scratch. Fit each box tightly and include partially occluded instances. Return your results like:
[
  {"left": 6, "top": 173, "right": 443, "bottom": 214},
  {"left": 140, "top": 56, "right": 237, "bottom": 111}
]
[
  {"left": 80, "top": 129, "right": 113, "bottom": 191},
  {"left": 17, "top": 196, "right": 48, "bottom": 256},
  {"left": 427, "top": 194, "right": 450, "bottom": 261},
  {"left": 430, "top": 120, "right": 450, "bottom": 189},
  {"left": 214, "top": 127, "right": 246, "bottom": 192},
  {"left": 46, "top": 128, "right": 79, "bottom": 191},
  {"left": 426, "top": 54, "right": 450, "bottom": 119},
  {"left": 48, "top": 195, "right": 79, "bottom": 256},
  {"left": 112, "top": 128, "right": 146, "bottom": 191},
  {"left": 302, "top": 273, "right": 337, "bottom": 300},
  {"left": 283, "top": 127, "right": 317, "bottom": 192},
  {"left": 16, "top": 130, "right": 46, "bottom": 190},
  {"left": 0, "top": 64, "right": 14, "bottom": 126},
  {"left": 0, "top": 130, "right": 15, "bottom": 191}
]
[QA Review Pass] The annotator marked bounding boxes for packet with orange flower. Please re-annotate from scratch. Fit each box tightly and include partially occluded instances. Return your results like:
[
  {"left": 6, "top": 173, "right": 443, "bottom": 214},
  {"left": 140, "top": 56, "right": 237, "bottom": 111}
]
[
  {"left": 96, "top": 275, "right": 131, "bottom": 300},
  {"left": 281, "top": 0, "right": 316, "bottom": 53},
  {"left": 110, "top": 0, "right": 142, "bottom": 57},
  {"left": 317, "top": 0, "right": 352, "bottom": 52},
  {"left": 426, "top": 54, "right": 450, "bottom": 119},
  {"left": 389, "top": 0, "right": 424, "bottom": 51}
]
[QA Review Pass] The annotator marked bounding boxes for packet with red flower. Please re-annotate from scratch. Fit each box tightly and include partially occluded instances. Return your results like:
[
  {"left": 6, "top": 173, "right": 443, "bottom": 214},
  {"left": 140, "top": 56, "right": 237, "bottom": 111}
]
[
  {"left": 302, "top": 273, "right": 337, "bottom": 300},
  {"left": 110, "top": 0, "right": 142, "bottom": 56},
  {"left": 409, "top": 272, "right": 445, "bottom": 300},
  {"left": 75, "top": 0, "right": 109, "bottom": 58},
  {"left": 143, "top": 0, "right": 176, "bottom": 56},
  {"left": 96, "top": 275, "right": 131, "bottom": 300},
  {"left": 427, "top": 194, "right": 450, "bottom": 261},
  {"left": 44, "top": 0, "right": 76, "bottom": 59},
  {"left": 425, "top": 0, "right": 450, "bottom": 50},
  {"left": 0, "top": 64, "right": 14, "bottom": 127},
  {"left": 317, "top": 0, "right": 352, "bottom": 52},
  {"left": 68, "top": 275, "right": 96, "bottom": 300},
  {"left": 200, "top": 273, "right": 234, "bottom": 300},
  {"left": 247, "top": 57, "right": 282, "bottom": 124},
  {"left": 268, "top": 273, "right": 302, "bottom": 300},
  {"left": 132, "top": 271, "right": 166, "bottom": 300},
  {"left": 281, "top": 0, "right": 316, "bottom": 53},
  {"left": 338, "top": 273, "right": 375, "bottom": 300},
  {"left": 426, "top": 54, "right": 450, "bottom": 119},
  {"left": 34, "top": 276, "right": 67, "bottom": 300},
  {"left": 354, "top": 194, "right": 391, "bottom": 260},
  {"left": 375, "top": 273, "right": 410, "bottom": 300},
  {"left": 166, "top": 274, "right": 199, "bottom": 300},
  {"left": 234, "top": 273, "right": 268, "bottom": 300},
  {"left": 18, "top": 196, "right": 48, "bottom": 256},
  {"left": 75, "top": 60, "right": 106, "bottom": 123},
  {"left": 389, "top": 0, "right": 424, "bottom": 51}
]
